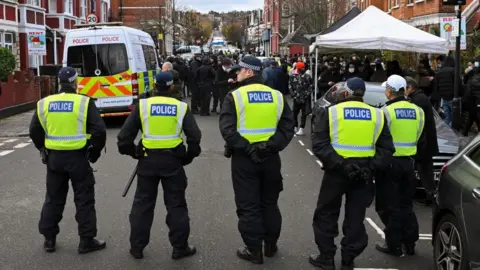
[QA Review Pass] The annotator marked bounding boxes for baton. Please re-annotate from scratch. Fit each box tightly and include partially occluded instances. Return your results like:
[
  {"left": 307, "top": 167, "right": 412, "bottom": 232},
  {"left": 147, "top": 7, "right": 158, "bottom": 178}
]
[{"left": 122, "top": 164, "right": 138, "bottom": 197}]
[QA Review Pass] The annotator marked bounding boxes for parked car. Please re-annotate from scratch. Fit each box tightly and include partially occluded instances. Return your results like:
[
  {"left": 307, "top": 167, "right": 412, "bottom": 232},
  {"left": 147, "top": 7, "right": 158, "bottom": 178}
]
[
  {"left": 432, "top": 134, "right": 480, "bottom": 269},
  {"left": 311, "top": 82, "right": 459, "bottom": 190}
]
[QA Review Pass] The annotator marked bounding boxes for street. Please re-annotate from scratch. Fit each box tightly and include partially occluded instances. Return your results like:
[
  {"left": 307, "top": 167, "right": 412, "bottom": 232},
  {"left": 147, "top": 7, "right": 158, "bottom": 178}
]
[{"left": 0, "top": 110, "right": 435, "bottom": 270}]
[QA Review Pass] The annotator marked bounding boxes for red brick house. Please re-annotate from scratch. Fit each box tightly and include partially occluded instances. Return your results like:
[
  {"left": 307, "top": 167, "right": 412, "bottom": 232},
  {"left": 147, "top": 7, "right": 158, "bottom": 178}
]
[{"left": 0, "top": 0, "right": 108, "bottom": 72}]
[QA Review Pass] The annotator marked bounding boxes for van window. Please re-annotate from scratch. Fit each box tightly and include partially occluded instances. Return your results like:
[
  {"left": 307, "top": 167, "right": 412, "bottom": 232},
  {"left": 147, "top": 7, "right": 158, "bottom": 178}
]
[
  {"left": 67, "top": 43, "right": 129, "bottom": 77},
  {"left": 142, "top": 45, "right": 157, "bottom": 70},
  {"left": 469, "top": 145, "right": 480, "bottom": 166}
]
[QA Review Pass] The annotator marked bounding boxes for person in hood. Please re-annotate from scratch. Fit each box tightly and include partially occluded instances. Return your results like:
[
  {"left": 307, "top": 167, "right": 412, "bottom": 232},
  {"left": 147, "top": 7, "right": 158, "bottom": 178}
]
[
  {"left": 214, "top": 58, "right": 236, "bottom": 111},
  {"left": 343, "top": 62, "right": 360, "bottom": 81},
  {"left": 189, "top": 53, "right": 203, "bottom": 113},
  {"left": 195, "top": 57, "right": 217, "bottom": 116}
]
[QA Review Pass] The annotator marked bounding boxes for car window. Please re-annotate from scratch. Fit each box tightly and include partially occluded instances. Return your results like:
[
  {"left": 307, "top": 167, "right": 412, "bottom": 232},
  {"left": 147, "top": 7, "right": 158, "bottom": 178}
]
[
  {"left": 363, "top": 91, "right": 388, "bottom": 108},
  {"left": 469, "top": 145, "right": 480, "bottom": 165},
  {"left": 142, "top": 45, "right": 157, "bottom": 70},
  {"left": 324, "top": 84, "right": 342, "bottom": 102},
  {"left": 67, "top": 43, "right": 129, "bottom": 77}
]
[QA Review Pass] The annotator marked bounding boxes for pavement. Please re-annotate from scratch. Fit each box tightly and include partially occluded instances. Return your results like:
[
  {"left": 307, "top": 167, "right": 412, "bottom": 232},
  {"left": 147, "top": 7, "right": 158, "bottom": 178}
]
[
  {"left": 0, "top": 105, "right": 435, "bottom": 270},
  {"left": 0, "top": 110, "right": 34, "bottom": 137}
]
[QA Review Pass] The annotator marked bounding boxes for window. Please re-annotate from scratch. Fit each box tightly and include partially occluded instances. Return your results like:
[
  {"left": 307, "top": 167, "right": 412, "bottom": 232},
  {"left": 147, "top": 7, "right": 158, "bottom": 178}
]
[
  {"left": 28, "top": 0, "right": 40, "bottom": 6},
  {"left": 80, "top": 0, "right": 87, "bottom": 18},
  {"left": 142, "top": 45, "right": 157, "bottom": 70},
  {"left": 1, "top": 32, "right": 14, "bottom": 53},
  {"left": 324, "top": 83, "right": 387, "bottom": 108},
  {"left": 388, "top": 0, "right": 391, "bottom": 10},
  {"left": 408, "top": 0, "right": 414, "bottom": 3},
  {"left": 469, "top": 146, "right": 480, "bottom": 165},
  {"left": 64, "top": 0, "right": 73, "bottom": 14},
  {"left": 49, "top": 0, "right": 57, "bottom": 13},
  {"left": 67, "top": 44, "right": 129, "bottom": 77},
  {"left": 101, "top": 1, "right": 107, "bottom": 22}
]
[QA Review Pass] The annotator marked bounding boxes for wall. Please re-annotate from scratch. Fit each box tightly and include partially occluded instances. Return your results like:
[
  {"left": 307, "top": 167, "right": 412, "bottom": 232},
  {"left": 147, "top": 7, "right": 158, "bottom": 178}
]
[{"left": 0, "top": 71, "right": 44, "bottom": 111}]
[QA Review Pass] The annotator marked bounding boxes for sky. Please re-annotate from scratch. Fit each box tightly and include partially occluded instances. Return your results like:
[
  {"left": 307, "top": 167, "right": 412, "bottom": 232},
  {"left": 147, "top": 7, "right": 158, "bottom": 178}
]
[{"left": 180, "top": 0, "right": 263, "bottom": 13}]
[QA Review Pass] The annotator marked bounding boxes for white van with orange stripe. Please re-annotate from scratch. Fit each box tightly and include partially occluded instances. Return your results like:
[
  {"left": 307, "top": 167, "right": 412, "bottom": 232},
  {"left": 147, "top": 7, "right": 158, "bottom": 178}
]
[{"left": 63, "top": 22, "right": 159, "bottom": 117}]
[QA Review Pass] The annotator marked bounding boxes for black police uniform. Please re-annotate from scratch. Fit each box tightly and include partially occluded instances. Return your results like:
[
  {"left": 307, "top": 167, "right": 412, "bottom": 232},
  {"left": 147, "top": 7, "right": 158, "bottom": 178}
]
[
  {"left": 219, "top": 60, "right": 295, "bottom": 264},
  {"left": 117, "top": 72, "right": 202, "bottom": 260},
  {"left": 195, "top": 58, "right": 217, "bottom": 115},
  {"left": 29, "top": 67, "right": 107, "bottom": 253},
  {"left": 310, "top": 82, "right": 394, "bottom": 269},
  {"left": 375, "top": 96, "right": 426, "bottom": 256},
  {"left": 189, "top": 55, "right": 202, "bottom": 113}
]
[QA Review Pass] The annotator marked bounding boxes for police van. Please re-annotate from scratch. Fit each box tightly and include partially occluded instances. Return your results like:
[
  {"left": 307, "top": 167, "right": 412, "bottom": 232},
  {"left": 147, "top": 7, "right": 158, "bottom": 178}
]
[{"left": 63, "top": 22, "right": 159, "bottom": 117}]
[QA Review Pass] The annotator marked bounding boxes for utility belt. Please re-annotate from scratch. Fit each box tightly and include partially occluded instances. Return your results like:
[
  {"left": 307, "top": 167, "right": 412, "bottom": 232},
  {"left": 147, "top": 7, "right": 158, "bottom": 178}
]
[{"left": 394, "top": 155, "right": 415, "bottom": 160}]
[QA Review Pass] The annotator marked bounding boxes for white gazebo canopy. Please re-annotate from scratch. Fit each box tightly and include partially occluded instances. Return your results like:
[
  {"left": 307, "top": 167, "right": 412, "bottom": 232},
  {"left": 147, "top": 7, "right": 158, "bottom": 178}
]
[{"left": 313, "top": 5, "right": 449, "bottom": 54}]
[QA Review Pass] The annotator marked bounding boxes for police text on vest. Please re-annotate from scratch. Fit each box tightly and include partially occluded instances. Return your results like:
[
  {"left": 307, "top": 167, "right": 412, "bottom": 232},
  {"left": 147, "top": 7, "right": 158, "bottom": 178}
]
[
  {"left": 394, "top": 108, "right": 416, "bottom": 120},
  {"left": 247, "top": 91, "right": 273, "bottom": 103},
  {"left": 48, "top": 101, "right": 74, "bottom": 112},
  {"left": 343, "top": 108, "right": 372, "bottom": 120},
  {"left": 151, "top": 104, "right": 177, "bottom": 116}
]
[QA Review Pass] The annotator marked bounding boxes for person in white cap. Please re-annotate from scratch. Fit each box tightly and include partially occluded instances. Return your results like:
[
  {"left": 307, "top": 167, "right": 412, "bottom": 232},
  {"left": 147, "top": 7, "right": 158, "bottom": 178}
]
[{"left": 375, "top": 75, "right": 426, "bottom": 257}]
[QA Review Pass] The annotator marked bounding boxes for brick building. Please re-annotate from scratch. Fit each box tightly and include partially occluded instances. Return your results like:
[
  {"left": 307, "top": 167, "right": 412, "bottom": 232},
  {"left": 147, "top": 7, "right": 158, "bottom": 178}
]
[
  {"left": 358, "top": 0, "right": 479, "bottom": 34},
  {"left": 0, "top": 0, "right": 107, "bottom": 72},
  {"left": 109, "top": 0, "right": 173, "bottom": 54},
  {"left": 263, "top": 0, "right": 280, "bottom": 55}
]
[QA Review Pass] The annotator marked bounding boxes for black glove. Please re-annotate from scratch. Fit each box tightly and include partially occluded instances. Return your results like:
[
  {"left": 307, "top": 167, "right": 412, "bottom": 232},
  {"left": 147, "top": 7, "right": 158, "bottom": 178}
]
[
  {"left": 224, "top": 145, "right": 232, "bottom": 158},
  {"left": 341, "top": 163, "right": 361, "bottom": 180},
  {"left": 358, "top": 167, "right": 373, "bottom": 183},
  {"left": 182, "top": 154, "right": 194, "bottom": 166},
  {"left": 87, "top": 146, "right": 101, "bottom": 164},
  {"left": 132, "top": 144, "right": 145, "bottom": 160},
  {"left": 247, "top": 143, "right": 270, "bottom": 164},
  {"left": 40, "top": 148, "right": 48, "bottom": 164},
  {"left": 183, "top": 145, "right": 201, "bottom": 166}
]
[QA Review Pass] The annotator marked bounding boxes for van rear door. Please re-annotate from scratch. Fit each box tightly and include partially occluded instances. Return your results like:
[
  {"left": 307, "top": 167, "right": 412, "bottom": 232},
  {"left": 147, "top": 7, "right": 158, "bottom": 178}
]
[{"left": 66, "top": 30, "right": 132, "bottom": 108}]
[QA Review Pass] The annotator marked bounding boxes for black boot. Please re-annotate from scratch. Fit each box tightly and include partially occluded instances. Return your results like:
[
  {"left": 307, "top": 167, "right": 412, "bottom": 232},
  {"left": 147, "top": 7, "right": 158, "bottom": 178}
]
[
  {"left": 130, "top": 248, "right": 144, "bottom": 259},
  {"left": 375, "top": 242, "right": 403, "bottom": 257},
  {"left": 43, "top": 237, "right": 56, "bottom": 253},
  {"left": 341, "top": 258, "right": 355, "bottom": 270},
  {"left": 236, "top": 247, "right": 263, "bottom": 264},
  {"left": 403, "top": 243, "right": 416, "bottom": 256},
  {"left": 308, "top": 254, "right": 335, "bottom": 270},
  {"left": 264, "top": 243, "right": 278, "bottom": 257},
  {"left": 78, "top": 238, "right": 106, "bottom": 254},
  {"left": 172, "top": 245, "right": 196, "bottom": 260}
]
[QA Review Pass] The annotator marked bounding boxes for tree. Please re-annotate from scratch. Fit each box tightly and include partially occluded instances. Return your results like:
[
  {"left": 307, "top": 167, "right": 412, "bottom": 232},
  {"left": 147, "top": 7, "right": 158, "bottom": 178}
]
[
  {"left": 176, "top": 9, "right": 212, "bottom": 44},
  {"left": 279, "top": 0, "right": 332, "bottom": 34},
  {"left": 222, "top": 23, "right": 243, "bottom": 45}
]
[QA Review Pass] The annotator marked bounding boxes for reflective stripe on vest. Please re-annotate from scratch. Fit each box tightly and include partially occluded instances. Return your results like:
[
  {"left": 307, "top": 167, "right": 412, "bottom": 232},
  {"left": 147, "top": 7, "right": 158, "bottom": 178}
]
[
  {"left": 382, "top": 101, "right": 425, "bottom": 157},
  {"left": 232, "top": 84, "right": 284, "bottom": 143},
  {"left": 37, "top": 93, "right": 89, "bottom": 150},
  {"left": 139, "top": 97, "right": 187, "bottom": 149},
  {"left": 328, "top": 101, "right": 384, "bottom": 158}
]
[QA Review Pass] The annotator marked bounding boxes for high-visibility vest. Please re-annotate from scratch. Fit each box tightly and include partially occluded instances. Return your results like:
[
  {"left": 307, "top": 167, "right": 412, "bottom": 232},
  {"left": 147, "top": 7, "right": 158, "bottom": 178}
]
[
  {"left": 328, "top": 101, "right": 384, "bottom": 158},
  {"left": 139, "top": 96, "right": 188, "bottom": 149},
  {"left": 37, "top": 93, "right": 89, "bottom": 151},
  {"left": 382, "top": 100, "right": 424, "bottom": 157},
  {"left": 232, "top": 83, "right": 284, "bottom": 143}
]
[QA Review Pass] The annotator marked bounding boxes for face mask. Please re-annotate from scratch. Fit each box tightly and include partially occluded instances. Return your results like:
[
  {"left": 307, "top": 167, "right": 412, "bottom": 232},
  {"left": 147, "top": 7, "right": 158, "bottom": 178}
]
[
  {"left": 475, "top": 62, "right": 479, "bottom": 67},
  {"left": 348, "top": 68, "right": 355, "bottom": 73},
  {"left": 223, "top": 66, "right": 231, "bottom": 72}
]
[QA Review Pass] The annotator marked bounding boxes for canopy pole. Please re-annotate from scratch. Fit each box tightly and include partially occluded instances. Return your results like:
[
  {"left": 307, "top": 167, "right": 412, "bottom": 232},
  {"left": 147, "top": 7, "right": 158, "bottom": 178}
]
[{"left": 314, "top": 47, "right": 319, "bottom": 104}]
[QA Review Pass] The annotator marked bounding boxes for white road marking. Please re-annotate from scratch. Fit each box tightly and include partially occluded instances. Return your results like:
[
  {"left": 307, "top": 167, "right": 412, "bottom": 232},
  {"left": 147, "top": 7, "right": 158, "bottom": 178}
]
[
  {"left": 0, "top": 143, "right": 3, "bottom": 147},
  {"left": 27, "top": 139, "right": 32, "bottom": 143},
  {"left": 3, "top": 139, "right": 18, "bottom": 143},
  {"left": 316, "top": 160, "right": 323, "bottom": 167},
  {"left": 298, "top": 140, "right": 305, "bottom": 146},
  {"left": 306, "top": 149, "right": 314, "bottom": 156},
  {"left": 420, "top": 236, "right": 432, "bottom": 240},
  {"left": 13, "top": 143, "right": 30, "bottom": 149},
  {"left": 419, "top": 233, "right": 432, "bottom": 237},
  {"left": 365, "top": 218, "right": 385, "bottom": 239},
  {"left": 0, "top": 150, "right": 14, "bottom": 156}
]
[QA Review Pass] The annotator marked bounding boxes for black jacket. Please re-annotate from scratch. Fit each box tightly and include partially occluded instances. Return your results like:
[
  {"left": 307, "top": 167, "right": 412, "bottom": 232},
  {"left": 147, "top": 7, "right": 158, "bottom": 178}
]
[
  {"left": 195, "top": 65, "right": 216, "bottom": 86},
  {"left": 408, "top": 90, "right": 439, "bottom": 159},
  {"left": 29, "top": 91, "right": 107, "bottom": 156},
  {"left": 219, "top": 76, "right": 295, "bottom": 154},
  {"left": 215, "top": 67, "right": 236, "bottom": 92},
  {"left": 434, "top": 67, "right": 455, "bottom": 100},
  {"left": 385, "top": 96, "right": 427, "bottom": 158},
  {"left": 312, "top": 97, "right": 395, "bottom": 172},
  {"left": 318, "top": 69, "right": 342, "bottom": 94},
  {"left": 466, "top": 72, "right": 480, "bottom": 100},
  {"left": 117, "top": 94, "right": 202, "bottom": 157}
]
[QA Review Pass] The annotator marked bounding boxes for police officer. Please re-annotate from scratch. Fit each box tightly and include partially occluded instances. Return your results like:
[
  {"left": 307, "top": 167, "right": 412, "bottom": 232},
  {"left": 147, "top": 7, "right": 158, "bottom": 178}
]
[
  {"left": 117, "top": 72, "right": 202, "bottom": 260},
  {"left": 310, "top": 77, "right": 394, "bottom": 270},
  {"left": 375, "top": 75, "right": 425, "bottom": 256},
  {"left": 219, "top": 56, "right": 295, "bottom": 264},
  {"left": 28, "top": 67, "right": 107, "bottom": 254}
]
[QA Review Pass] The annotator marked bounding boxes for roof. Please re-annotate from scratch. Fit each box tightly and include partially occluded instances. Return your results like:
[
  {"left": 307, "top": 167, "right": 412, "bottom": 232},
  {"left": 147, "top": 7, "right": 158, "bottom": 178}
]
[
  {"left": 304, "top": 7, "right": 361, "bottom": 40},
  {"left": 280, "top": 26, "right": 310, "bottom": 45}
]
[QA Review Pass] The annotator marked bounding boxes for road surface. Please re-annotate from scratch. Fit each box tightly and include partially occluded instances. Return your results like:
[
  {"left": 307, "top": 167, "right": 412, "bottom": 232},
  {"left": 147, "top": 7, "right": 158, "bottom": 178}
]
[{"left": 0, "top": 110, "right": 435, "bottom": 269}]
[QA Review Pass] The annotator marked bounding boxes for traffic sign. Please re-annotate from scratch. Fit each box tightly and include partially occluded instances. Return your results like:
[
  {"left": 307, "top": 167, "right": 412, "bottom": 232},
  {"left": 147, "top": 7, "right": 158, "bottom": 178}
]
[{"left": 86, "top": 13, "right": 98, "bottom": 24}]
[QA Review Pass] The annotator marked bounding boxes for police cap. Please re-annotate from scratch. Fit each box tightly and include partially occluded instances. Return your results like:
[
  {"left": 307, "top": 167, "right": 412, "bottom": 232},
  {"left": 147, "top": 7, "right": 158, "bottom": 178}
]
[
  {"left": 231, "top": 55, "right": 262, "bottom": 72},
  {"left": 58, "top": 67, "right": 78, "bottom": 84},
  {"left": 155, "top": 72, "right": 174, "bottom": 90}
]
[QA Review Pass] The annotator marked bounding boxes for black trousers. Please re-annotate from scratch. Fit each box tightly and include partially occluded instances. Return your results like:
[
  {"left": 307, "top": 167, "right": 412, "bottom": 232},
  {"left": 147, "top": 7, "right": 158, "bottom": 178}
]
[
  {"left": 218, "top": 88, "right": 229, "bottom": 111},
  {"left": 313, "top": 169, "right": 373, "bottom": 260},
  {"left": 293, "top": 100, "right": 307, "bottom": 128},
  {"left": 39, "top": 150, "right": 97, "bottom": 239},
  {"left": 463, "top": 98, "right": 480, "bottom": 136},
  {"left": 416, "top": 156, "right": 435, "bottom": 198},
  {"left": 190, "top": 83, "right": 200, "bottom": 112},
  {"left": 376, "top": 158, "right": 419, "bottom": 248},
  {"left": 212, "top": 87, "right": 219, "bottom": 111},
  {"left": 199, "top": 85, "right": 212, "bottom": 114},
  {"left": 130, "top": 153, "right": 190, "bottom": 250},
  {"left": 231, "top": 153, "right": 283, "bottom": 250}
]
